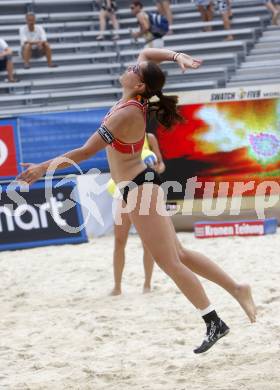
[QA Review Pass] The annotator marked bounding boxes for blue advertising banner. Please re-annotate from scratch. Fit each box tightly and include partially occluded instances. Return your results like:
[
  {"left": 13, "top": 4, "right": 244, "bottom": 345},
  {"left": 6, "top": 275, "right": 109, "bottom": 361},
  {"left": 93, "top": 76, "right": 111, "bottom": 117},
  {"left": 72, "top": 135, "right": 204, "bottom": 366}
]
[
  {"left": 0, "top": 178, "right": 88, "bottom": 251},
  {"left": 18, "top": 108, "right": 110, "bottom": 177}
]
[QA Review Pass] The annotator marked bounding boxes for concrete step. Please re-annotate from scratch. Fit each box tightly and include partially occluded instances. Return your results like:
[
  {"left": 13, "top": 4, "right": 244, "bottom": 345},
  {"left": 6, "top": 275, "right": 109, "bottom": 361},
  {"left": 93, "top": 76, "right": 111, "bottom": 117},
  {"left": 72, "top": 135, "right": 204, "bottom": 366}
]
[
  {"left": 254, "top": 42, "right": 280, "bottom": 49},
  {"left": 245, "top": 53, "right": 280, "bottom": 61},
  {"left": 240, "top": 59, "right": 280, "bottom": 68},
  {"left": 227, "top": 78, "right": 280, "bottom": 87},
  {"left": 250, "top": 47, "right": 280, "bottom": 55},
  {"left": 230, "top": 71, "right": 280, "bottom": 81},
  {"left": 259, "top": 36, "right": 280, "bottom": 42}
]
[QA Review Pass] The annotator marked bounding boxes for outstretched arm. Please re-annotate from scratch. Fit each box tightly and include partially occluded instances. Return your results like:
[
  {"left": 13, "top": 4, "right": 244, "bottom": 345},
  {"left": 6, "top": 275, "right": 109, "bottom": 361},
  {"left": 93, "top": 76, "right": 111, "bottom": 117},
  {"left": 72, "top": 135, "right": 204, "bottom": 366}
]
[
  {"left": 137, "top": 48, "right": 202, "bottom": 72},
  {"left": 17, "top": 131, "right": 108, "bottom": 185},
  {"left": 17, "top": 105, "right": 142, "bottom": 185}
]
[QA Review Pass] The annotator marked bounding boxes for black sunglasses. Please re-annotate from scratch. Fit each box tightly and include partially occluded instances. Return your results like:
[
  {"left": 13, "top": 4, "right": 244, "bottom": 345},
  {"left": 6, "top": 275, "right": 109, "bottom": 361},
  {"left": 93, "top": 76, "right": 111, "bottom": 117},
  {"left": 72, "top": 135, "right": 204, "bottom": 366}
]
[{"left": 127, "top": 64, "right": 144, "bottom": 81}]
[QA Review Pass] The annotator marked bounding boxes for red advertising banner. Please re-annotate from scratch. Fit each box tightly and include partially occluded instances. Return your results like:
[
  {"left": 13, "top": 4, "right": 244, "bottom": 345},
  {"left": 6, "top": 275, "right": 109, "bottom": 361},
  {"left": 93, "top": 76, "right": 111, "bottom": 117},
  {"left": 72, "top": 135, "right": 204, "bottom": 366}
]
[
  {"left": 0, "top": 125, "right": 18, "bottom": 178},
  {"left": 155, "top": 99, "right": 280, "bottom": 199}
]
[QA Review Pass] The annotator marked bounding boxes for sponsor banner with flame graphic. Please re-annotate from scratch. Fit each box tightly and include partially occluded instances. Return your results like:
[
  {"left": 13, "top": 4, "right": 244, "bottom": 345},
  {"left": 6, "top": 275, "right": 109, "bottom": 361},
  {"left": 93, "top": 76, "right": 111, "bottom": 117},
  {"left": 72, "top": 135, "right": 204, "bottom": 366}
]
[{"left": 155, "top": 97, "right": 280, "bottom": 199}]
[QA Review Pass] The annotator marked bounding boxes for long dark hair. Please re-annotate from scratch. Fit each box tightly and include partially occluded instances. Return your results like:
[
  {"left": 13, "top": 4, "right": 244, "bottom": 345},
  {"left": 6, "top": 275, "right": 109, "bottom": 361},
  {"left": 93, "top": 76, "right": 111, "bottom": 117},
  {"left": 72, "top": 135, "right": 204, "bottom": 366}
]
[{"left": 140, "top": 61, "right": 183, "bottom": 129}]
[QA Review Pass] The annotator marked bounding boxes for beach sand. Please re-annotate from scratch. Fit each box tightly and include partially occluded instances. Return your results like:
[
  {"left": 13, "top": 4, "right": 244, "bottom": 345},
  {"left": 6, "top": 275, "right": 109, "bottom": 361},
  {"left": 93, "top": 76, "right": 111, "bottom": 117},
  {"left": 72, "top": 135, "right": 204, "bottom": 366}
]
[{"left": 0, "top": 231, "right": 279, "bottom": 390}]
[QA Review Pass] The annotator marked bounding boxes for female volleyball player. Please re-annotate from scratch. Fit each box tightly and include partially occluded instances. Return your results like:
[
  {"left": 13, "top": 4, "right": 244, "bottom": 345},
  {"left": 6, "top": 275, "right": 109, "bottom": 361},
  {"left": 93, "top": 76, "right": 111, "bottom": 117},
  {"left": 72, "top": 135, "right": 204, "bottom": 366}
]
[{"left": 17, "top": 48, "right": 256, "bottom": 354}]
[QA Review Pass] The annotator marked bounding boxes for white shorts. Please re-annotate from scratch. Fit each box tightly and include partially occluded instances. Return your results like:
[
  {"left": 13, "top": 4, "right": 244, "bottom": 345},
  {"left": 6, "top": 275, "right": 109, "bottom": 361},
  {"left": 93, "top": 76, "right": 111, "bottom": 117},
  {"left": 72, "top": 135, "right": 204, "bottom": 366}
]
[
  {"left": 194, "top": 0, "right": 212, "bottom": 7},
  {"left": 145, "top": 37, "right": 164, "bottom": 48},
  {"left": 216, "top": 0, "right": 230, "bottom": 13}
]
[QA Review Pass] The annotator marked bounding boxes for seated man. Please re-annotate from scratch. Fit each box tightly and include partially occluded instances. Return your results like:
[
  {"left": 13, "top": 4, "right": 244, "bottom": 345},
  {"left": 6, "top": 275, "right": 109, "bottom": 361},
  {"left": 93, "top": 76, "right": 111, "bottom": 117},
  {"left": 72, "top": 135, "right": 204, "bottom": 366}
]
[
  {"left": 0, "top": 38, "right": 17, "bottom": 82},
  {"left": 19, "top": 13, "right": 57, "bottom": 69},
  {"left": 130, "top": 1, "right": 168, "bottom": 48}
]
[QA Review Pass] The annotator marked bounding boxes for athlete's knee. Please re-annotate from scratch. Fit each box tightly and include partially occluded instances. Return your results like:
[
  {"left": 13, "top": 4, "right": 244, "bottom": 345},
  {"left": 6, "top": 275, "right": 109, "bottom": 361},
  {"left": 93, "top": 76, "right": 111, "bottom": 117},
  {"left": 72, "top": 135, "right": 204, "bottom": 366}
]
[
  {"left": 114, "top": 234, "right": 128, "bottom": 250},
  {"left": 143, "top": 245, "right": 151, "bottom": 258},
  {"left": 168, "top": 262, "right": 185, "bottom": 279},
  {"left": 176, "top": 240, "right": 185, "bottom": 259},
  {"left": 157, "top": 258, "right": 182, "bottom": 277}
]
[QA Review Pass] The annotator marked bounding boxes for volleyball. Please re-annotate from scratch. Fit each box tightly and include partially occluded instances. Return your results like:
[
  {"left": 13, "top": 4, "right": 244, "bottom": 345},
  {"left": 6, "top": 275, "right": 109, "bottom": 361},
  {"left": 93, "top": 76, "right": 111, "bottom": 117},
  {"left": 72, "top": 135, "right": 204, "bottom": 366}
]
[
  {"left": 141, "top": 149, "right": 157, "bottom": 166},
  {"left": 107, "top": 178, "right": 117, "bottom": 196}
]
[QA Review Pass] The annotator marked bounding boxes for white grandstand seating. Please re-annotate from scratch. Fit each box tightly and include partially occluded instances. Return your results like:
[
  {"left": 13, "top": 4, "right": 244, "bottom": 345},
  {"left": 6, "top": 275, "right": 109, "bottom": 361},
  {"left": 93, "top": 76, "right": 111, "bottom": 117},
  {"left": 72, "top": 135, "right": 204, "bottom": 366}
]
[
  {"left": 0, "top": 0, "right": 278, "bottom": 115},
  {"left": 0, "top": 16, "right": 265, "bottom": 35},
  {"left": 227, "top": 26, "right": 280, "bottom": 87}
]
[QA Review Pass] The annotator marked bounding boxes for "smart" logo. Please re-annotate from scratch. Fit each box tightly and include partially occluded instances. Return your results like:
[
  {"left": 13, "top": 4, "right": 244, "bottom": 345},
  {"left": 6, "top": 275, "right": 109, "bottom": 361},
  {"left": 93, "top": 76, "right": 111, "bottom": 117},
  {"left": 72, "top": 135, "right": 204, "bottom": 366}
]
[{"left": 0, "top": 196, "right": 67, "bottom": 233}]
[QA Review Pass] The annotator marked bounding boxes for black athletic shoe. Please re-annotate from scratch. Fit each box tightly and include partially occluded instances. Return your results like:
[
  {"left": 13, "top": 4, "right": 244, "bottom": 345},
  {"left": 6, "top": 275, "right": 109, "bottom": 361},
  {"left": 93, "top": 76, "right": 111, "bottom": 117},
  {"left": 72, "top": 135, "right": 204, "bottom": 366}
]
[{"left": 193, "top": 319, "right": 230, "bottom": 354}]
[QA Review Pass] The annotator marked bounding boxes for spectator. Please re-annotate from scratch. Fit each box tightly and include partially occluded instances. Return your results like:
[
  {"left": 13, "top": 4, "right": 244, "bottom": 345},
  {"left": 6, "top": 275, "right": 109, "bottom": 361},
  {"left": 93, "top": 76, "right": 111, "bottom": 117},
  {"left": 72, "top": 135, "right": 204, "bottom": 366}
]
[
  {"left": 130, "top": 0, "right": 164, "bottom": 48},
  {"left": 96, "top": 1, "right": 120, "bottom": 40},
  {"left": 216, "top": 0, "right": 233, "bottom": 40},
  {"left": 0, "top": 38, "right": 17, "bottom": 82},
  {"left": 265, "top": 0, "right": 280, "bottom": 25},
  {"left": 194, "top": 0, "right": 214, "bottom": 31},
  {"left": 228, "top": 0, "right": 233, "bottom": 19},
  {"left": 19, "top": 13, "right": 57, "bottom": 69},
  {"left": 155, "top": 0, "right": 173, "bottom": 33}
]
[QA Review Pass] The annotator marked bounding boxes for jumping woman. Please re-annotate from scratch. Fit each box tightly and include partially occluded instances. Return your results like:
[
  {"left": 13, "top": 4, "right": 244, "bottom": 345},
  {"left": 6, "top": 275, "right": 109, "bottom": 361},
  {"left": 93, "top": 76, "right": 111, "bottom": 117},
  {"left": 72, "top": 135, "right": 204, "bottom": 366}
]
[{"left": 17, "top": 48, "right": 256, "bottom": 353}]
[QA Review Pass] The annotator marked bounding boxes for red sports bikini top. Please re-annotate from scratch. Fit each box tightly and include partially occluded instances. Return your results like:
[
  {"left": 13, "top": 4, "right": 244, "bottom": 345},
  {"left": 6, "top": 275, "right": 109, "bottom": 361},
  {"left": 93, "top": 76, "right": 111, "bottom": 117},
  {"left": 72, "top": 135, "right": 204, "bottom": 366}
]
[{"left": 100, "top": 98, "right": 147, "bottom": 154}]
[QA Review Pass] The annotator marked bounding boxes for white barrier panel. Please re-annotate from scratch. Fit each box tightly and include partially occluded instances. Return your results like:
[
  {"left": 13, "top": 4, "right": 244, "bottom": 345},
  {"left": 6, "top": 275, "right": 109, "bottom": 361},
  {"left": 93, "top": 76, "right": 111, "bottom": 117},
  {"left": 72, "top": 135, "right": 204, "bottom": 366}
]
[
  {"left": 76, "top": 173, "right": 114, "bottom": 238},
  {"left": 194, "top": 218, "right": 278, "bottom": 239},
  {"left": 177, "top": 83, "right": 280, "bottom": 105}
]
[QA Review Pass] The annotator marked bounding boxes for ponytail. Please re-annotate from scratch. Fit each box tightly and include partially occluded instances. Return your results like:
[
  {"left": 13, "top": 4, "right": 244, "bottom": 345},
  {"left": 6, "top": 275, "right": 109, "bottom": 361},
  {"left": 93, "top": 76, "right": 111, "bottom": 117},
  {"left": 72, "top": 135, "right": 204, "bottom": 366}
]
[
  {"left": 140, "top": 61, "right": 184, "bottom": 129},
  {"left": 148, "top": 92, "right": 184, "bottom": 129}
]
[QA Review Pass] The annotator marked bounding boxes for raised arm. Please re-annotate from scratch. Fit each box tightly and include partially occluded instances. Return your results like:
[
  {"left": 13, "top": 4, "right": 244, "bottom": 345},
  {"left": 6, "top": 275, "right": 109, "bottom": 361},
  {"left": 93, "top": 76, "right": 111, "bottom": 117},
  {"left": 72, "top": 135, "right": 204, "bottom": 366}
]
[{"left": 137, "top": 48, "right": 202, "bottom": 72}]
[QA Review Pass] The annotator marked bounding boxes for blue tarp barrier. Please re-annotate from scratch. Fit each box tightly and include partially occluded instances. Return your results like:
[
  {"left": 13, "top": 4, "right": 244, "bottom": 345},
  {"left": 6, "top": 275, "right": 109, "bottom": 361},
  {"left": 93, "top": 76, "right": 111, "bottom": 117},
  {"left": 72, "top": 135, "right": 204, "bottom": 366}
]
[{"left": 18, "top": 107, "right": 110, "bottom": 176}]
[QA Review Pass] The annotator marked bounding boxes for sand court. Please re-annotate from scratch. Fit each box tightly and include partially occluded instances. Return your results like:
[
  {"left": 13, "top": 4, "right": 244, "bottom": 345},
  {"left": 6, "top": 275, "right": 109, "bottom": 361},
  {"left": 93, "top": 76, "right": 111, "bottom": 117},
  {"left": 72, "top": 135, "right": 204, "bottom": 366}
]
[{"left": 0, "top": 231, "right": 279, "bottom": 390}]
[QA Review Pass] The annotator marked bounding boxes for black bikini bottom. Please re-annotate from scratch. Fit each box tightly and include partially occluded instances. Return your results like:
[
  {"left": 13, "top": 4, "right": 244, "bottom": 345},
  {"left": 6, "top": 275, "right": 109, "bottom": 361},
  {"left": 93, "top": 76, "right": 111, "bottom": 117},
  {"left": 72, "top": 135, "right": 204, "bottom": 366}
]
[{"left": 120, "top": 167, "right": 163, "bottom": 204}]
